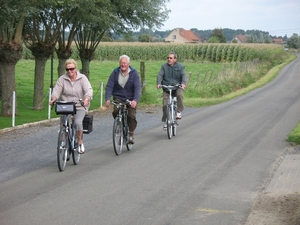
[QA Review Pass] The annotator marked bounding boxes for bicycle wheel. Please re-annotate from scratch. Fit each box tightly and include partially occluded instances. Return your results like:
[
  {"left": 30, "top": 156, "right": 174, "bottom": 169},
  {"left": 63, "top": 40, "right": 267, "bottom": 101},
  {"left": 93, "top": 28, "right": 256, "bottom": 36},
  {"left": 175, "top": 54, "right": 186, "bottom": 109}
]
[
  {"left": 172, "top": 105, "right": 177, "bottom": 136},
  {"left": 125, "top": 125, "right": 133, "bottom": 151},
  {"left": 166, "top": 105, "right": 172, "bottom": 139},
  {"left": 113, "top": 117, "right": 123, "bottom": 155},
  {"left": 172, "top": 120, "right": 177, "bottom": 136},
  {"left": 57, "top": 127, "right": 68, "bottom": 172},
  {"left": 72, "top": 126, "right": 80, "bottom": 165}
]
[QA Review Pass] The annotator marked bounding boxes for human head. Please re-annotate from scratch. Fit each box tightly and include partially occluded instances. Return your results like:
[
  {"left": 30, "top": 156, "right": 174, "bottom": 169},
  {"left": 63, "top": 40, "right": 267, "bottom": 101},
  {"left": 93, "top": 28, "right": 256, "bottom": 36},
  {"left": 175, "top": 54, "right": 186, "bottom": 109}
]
[
  {"left": 119, "top": 55, "right": 130, "bottom": 73},
  {"left": 65, "top": 59, "right": 77, "bottom": 78},
  {"left": 167, "top": 52, "right": 177, "bottom": 66}
]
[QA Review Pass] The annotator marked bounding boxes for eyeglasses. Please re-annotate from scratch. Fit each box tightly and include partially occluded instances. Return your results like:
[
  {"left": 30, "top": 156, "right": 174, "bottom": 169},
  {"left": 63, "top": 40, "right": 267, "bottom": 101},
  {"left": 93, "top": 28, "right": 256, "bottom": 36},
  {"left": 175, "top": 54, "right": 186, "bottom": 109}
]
[{"left": 65, "top": 68, "right": 75, "bottom": 71}]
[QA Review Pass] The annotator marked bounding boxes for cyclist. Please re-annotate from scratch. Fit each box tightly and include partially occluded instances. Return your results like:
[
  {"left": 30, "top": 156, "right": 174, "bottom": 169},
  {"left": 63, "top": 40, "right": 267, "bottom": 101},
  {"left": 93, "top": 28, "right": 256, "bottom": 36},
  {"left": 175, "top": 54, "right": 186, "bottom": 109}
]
[
  {"left": 156, "top": 52, "right": 187, "bottom": 130},
  {"left": 49, "top": 59, "right": 93, "bottom": 154},
  {"left": 105, "top": 55, "right": 141, "bottom": 144}
]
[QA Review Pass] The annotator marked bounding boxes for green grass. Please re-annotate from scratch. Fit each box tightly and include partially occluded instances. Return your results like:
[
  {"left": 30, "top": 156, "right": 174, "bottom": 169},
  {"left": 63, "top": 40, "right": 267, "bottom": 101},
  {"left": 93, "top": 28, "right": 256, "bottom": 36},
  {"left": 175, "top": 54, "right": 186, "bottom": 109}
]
[{"left": 0, "top": 59, "right": 224, "bottom": 129}]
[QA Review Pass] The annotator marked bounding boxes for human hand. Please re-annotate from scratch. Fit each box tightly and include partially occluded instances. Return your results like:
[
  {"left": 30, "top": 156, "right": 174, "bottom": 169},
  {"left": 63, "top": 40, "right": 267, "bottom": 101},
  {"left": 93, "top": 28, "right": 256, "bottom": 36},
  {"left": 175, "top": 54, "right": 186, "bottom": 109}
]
[
  {"left": 181, "top": 84, "right": 186, "bottom": 90},
  {"left": 105, "top": 100, "right": 110, "bottom": 108},
  {"left": 49, "top": 98, "right": 56, "bottom": 106},
  {"left": 130, "top": 100, "right": 137, "bottom": 108},
  {"left": 156, "top": 84, "right": 161, "bottom": 89}
]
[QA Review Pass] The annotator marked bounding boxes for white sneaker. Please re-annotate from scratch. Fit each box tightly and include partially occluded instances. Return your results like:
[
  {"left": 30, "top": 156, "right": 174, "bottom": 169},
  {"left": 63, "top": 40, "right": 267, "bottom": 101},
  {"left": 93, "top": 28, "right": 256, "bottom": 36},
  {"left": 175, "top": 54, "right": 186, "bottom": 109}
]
[
  {"left": 163, "top": 123, "right": 167, "bottom": 130},
  {"left": 176, "top": 112, "right": 182, "bottom": 119},
  {"left": 78, "top": 144, "right": 85, "bottom": 154}
]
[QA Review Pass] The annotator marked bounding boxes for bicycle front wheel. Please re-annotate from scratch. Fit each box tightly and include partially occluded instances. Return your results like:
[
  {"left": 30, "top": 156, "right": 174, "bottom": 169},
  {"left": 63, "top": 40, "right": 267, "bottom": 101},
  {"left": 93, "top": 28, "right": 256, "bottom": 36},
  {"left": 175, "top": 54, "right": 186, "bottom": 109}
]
[
  {"left": 72, "top": 127, "right": 80, "bottom": 165},
  {"left": 166, "top": 105, "right": 173, "bottom": 139},
  {"left": 57, "top": 128, "right": 69, "bottom": 172},
  {"left": 124, "top": 125, "right": 133, "bottom": 151},
  {"left": 113, "top": 117, "right": 123, "bottom": 155}
]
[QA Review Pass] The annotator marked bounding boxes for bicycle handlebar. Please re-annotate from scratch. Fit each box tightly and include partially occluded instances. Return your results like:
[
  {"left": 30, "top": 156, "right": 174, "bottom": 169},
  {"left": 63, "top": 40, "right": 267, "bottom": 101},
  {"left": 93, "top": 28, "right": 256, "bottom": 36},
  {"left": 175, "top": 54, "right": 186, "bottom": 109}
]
[
  {"left": 160, "top": 84, "right": 182, "bottom": 90},
  {"left": 112, "top": 99, "right": 132, "bottom": 108}
]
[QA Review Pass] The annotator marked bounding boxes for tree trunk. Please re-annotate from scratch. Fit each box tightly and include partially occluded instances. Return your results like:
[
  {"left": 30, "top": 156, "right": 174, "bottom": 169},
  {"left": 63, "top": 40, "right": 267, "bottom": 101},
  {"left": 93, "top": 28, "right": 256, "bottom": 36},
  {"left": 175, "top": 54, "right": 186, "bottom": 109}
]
[
  {"left": 33, "top": 57, "right": 48, "bottom": 110},
  {"left": 56, "top": 49, "right": 73, "bottom": 77},
  {"left": 80, "top": 58, "right": 90, "bottom": 79},
  {"left": 78, "top": 48, "right": 95, "bottom": 79},
  {"left": 0, "top": 42, "right": 22, "bottom": 116},
  {"left": 28, "top": 43, "right": 54, "bottom": 110}
]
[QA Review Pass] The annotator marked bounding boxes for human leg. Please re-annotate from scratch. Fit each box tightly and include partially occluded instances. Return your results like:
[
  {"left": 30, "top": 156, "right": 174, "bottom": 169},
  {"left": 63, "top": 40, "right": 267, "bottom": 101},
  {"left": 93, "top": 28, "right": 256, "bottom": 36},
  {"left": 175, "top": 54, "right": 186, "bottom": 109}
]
[
  {"left": 161, "top": 91, "right": 169, "bottom": 122},
  {"left": 74, "top": 110, "right": 85, "bottom": 153},
  {"left": 127, "top": 106, "right": 137, "bottom": 143},
  {"left": 176, "top": 88, "right": 184, "bottom": 119}
]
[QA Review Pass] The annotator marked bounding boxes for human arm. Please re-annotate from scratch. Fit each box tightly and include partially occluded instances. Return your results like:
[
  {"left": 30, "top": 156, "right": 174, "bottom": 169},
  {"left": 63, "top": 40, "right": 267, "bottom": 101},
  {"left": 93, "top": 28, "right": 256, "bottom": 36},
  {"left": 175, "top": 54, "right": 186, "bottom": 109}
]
[{"left": 156, "top": 65, "right": 164, "bottom": 89}]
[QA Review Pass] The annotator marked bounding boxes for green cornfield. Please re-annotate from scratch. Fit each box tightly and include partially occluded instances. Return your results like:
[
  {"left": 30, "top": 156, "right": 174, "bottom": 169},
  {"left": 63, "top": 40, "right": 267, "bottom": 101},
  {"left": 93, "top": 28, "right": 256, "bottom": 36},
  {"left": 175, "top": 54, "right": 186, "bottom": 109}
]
[{"left": 23, "top": 42, "right": 287, "bottom": 64}]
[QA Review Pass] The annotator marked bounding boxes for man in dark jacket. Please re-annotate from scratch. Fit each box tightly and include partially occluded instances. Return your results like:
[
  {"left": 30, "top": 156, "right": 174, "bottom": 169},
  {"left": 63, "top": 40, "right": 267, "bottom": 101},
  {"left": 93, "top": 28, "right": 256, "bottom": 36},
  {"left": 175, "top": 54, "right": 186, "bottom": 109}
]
[
  {"left": 156, "top": 52, "right": 187, "bottom": 130},
  {"left": 105, "top": 55, "right": 141, "bottom": 143}
]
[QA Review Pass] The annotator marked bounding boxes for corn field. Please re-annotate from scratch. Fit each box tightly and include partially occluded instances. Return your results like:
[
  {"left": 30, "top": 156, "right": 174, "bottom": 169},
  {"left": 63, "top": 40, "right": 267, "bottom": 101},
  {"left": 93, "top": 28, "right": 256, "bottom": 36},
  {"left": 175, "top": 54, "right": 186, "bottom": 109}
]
[
  {"left": 92, "top": 43, "right": 286, "bottom": 63},
  {"left": 23, "top": 42, "right": 287, "bottom": 63}
]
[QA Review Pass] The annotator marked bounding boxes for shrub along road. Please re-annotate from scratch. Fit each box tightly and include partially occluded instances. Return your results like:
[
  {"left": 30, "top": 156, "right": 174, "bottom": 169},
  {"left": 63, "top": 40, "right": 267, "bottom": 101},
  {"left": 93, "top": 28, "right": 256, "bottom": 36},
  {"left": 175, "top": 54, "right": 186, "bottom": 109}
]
[{"left": 0, "top": 55, "right": 300, "bottom": 224}]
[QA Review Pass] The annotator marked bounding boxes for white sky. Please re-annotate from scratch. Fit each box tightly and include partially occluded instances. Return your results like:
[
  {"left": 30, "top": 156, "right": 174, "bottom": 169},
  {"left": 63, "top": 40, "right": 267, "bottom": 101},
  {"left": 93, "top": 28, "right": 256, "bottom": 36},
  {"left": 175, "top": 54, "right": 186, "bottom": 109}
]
[{"left": 159, "top": 0, "right": 300, "bottom": 37}]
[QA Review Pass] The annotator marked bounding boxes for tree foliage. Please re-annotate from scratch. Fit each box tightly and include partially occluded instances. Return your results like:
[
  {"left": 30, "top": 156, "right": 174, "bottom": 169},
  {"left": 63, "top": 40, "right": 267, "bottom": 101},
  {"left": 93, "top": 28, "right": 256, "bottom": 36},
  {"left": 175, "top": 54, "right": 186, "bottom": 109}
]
[
  {"left": 210, "top": 28, "right": 227, "bottom": 43},
  {"left": 287, "top": 34, "right": 300, "bottom": 49}
]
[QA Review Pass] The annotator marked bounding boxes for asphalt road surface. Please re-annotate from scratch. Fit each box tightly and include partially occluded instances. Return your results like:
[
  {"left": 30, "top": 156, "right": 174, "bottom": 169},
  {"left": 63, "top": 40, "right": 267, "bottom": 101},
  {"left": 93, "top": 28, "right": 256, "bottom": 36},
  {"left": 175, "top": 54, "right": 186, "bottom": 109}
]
[{"left": 1, "top": 54, "right": 300, "bottom": 225}]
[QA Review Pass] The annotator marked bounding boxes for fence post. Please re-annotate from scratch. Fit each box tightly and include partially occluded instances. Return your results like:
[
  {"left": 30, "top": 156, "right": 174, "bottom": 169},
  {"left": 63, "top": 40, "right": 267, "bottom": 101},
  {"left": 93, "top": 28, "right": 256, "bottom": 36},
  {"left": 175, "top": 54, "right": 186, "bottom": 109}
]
[
  {"left": 100, "top": 81, "right": 103, "bottom": 107},
  {"left": 140, "top": 61, "right": 146, "bottom": 95},
  {"left": 12, "top": 91, "right": 15, "bottom": 127},
  {"left": 48, "top": 88, "right": 52, "bottom": 119}
]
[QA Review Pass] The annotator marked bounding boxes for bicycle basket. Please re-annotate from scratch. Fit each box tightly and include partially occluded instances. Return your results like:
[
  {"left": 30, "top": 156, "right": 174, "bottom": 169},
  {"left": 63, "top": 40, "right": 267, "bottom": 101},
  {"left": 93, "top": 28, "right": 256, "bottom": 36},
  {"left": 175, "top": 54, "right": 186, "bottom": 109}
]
[
  {"left": 83, "top": 114, "right": 93, "bottom": 134},
  {"left": 55, "top": 101, "right": 76, "bottom": 115}
]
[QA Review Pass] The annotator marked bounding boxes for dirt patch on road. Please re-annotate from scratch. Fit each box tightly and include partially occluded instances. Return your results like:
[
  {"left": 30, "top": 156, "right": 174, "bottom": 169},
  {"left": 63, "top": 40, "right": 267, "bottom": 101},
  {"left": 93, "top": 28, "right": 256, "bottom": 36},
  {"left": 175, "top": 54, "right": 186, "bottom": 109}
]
[{"left": 245, "top": 192, "right": 300, "bottom": 225}]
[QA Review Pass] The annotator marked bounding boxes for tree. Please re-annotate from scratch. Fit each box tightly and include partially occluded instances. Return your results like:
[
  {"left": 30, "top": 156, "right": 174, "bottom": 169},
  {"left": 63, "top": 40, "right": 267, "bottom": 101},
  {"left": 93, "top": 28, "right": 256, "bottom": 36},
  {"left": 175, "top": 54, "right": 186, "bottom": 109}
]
[
  {"left": 210, "top": 28, "right": 227, "bottom": 43},
  {"left": 0, "top": 0, "right": 28, "bottom": 116},
  {"left": 138, "top": 34, "right": 152, "bottom": 42},
  {"left": 207, "top": 36, "right": 220, "bottom": 43},
  {"left": 73, "top": 0, "right": 170, "bottom": 78},
  {"left": 23, "top": 1, "right": 66, "bottom": 110},
  {"left": 287, "top": 34, "right": 300, "bottom": 49}
]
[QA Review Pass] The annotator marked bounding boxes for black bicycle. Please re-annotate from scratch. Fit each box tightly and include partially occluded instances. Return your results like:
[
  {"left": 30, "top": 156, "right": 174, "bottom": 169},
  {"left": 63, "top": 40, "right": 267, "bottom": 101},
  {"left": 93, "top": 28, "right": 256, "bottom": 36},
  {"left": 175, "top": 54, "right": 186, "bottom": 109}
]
[
  {"left": 111, "top": 100, "right": 133, "bottom": 155},
  {"left": 55, "top": 100, "right": 84, "bottom": 172},
  {"left": 161, "top": 84, "right": 181, "bottom": 139}
]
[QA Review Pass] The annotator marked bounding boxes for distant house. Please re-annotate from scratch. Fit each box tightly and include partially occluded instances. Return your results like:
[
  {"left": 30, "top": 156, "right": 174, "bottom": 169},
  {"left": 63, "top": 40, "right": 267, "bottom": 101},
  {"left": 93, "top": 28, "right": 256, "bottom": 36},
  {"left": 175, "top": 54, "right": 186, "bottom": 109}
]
[
  {"left": 231, "top": 34, "right": 247, "bottom": 43},
  {"left": 272, "top": 38, "right": 284, "bottom": 45},
  {"left": 164, "top": 28, "right": 201, "bottom": 43}
]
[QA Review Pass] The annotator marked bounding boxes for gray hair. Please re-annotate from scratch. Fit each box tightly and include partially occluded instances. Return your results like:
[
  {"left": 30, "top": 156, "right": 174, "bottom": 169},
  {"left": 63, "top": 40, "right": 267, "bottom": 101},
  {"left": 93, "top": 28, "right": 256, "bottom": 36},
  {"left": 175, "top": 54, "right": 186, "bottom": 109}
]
[{"left": 119, "top": 54, "right": 130, "bottom": 62}]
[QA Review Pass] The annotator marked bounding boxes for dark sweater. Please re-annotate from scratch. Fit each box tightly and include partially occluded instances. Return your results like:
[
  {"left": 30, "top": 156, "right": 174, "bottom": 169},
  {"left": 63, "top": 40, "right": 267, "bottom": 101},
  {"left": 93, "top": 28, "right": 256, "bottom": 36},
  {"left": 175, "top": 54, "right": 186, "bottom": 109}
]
[
  {"left": 156, "top": 62, "right": 187, "bottom": 88},
  {"left": 105, "top": 66, "right": 141, "bottom": 102}
]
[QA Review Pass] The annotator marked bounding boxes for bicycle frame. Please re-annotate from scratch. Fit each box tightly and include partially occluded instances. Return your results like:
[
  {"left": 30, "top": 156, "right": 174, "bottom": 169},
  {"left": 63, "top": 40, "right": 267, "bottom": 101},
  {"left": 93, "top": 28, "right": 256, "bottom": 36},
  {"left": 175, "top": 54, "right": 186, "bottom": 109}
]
[
  {"left": 161, "top": 84, "right": 180, "bottom": 139},
  {"left": 112, "top": 100, "right": 132, "bottom": 155},
  {"left": 62, "top": 115, "right": 76, "bottom": 151}
]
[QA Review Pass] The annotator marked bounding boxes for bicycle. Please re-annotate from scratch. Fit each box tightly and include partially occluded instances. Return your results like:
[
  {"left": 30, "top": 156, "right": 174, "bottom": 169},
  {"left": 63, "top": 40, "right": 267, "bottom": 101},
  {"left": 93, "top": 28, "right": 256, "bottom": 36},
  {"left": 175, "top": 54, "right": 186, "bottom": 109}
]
[
  {"left": 54, "top": 100, "right": 85, "bottom": 172},
  {"left": 111, "top": 100, "right": 133, "bottom": 155},
  {"left": 161, "top": 84, "right": 181, "bottom": 139}
]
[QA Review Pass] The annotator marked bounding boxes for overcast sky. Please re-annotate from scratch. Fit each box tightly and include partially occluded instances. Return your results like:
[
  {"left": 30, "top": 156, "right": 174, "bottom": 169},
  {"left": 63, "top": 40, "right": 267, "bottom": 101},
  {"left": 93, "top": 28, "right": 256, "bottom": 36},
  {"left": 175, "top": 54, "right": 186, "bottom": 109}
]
[{"left": 159, "top": 0, "right": 300, "bottom": 37}]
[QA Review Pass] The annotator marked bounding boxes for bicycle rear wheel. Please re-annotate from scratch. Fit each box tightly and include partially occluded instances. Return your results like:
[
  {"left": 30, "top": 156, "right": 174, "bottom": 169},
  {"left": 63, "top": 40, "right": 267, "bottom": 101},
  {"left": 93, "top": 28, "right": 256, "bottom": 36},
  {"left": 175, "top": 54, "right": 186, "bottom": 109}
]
[
  {"left": 113, "top": 117, "right": 123, "bottom": 155},
  {"left": 72, "top": 126, "right": 80, "bottom": 165},
  {"left": 166, "top": 105, "right": 172, "bottom": 139},
  {"left": 57, "top": 128, "right": 68, "bottom": 172}
]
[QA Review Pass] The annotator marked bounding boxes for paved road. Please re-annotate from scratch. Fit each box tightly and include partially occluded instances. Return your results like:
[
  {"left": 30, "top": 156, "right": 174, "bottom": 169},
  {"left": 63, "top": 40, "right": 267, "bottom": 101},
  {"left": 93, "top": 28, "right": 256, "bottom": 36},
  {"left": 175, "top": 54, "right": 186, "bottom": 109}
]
[{"left": 1, "top": 55, "right": 300, "bottom": 225}]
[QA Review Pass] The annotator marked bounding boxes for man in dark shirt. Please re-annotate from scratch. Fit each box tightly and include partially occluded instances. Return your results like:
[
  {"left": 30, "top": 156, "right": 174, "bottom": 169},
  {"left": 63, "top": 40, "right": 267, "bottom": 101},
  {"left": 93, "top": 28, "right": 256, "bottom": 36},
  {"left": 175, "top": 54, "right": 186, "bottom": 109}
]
[
  {"left": 156, "top": 52, "right": 187, "bottom": 130},
  {"left": 105, "top": 55, "right": 141, "bottom": 143}
]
